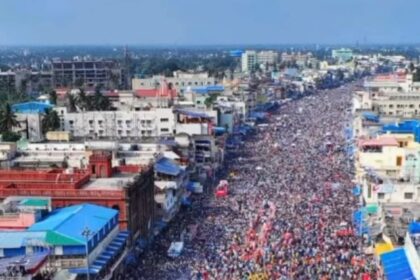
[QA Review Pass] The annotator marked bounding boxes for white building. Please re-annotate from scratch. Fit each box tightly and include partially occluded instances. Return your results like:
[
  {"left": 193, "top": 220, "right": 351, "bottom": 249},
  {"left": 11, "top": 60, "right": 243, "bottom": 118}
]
[
  {"left": 55, "top": 107, "right": 175, "bottom": 140},
  {"left": 241, "top": 51, "right": 257, "bottom": 73},
  {"left": 132, "top": 71, "right": 217, "bottom": 94}
]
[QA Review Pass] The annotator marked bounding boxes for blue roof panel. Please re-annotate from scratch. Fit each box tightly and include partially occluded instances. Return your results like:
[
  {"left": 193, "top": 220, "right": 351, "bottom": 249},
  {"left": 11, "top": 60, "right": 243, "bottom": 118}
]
[
  {"left": 28, "top": 204, "right": 118, "bottom": 244},
  {"left": 12, "top": 102, "right": 53, "bottom": 114},
  {"left": 154, "top": 157, "right": 182, "bottom": 176},
  {"left": 380, "top": 248, "right": 414, "bottom": 280}
]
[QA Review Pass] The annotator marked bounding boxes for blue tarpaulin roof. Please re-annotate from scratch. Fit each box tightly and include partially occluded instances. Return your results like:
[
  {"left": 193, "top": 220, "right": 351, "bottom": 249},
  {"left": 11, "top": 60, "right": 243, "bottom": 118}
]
[
  {"left": 192, "top": 85, "right": 225, "bottom": 94},
  {"left": 68, "top": 267, "right": 99, "bottom": 275},
  {"left": 362, "top": 112, "right": 379, "bottom": 122},
  {"left": 408, "top": 222, "right": 420, "bottom": 234},
  {"left": 28, "top": 204, "right": 118, "bottom": 245},
  {"left": 383, "top": 120, "right": 420, "bottom": 143},
  {"left": 380, "top": 248, "right": 415, "bottom": 280},
  {"left": 12, "top": 102, "right": 53, "bottom": 114},
  {"left": 154, "top": 157, "right": 182, "bottom": 176},
  {"left": 213, "top": 126, "right": 226, "bottom": 134}
]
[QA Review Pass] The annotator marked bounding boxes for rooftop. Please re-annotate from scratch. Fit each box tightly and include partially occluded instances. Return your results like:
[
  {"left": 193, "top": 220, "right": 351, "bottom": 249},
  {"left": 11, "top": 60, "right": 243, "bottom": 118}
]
[{"left": 83, "top": 174, "right": 136, "bottom": 191}]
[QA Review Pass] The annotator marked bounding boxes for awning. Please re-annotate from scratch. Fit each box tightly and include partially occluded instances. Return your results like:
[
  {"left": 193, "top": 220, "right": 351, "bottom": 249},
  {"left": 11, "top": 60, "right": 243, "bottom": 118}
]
[
  {"left": 380, "top": 248, "right": 415, "bottom": 280},
  {"left": 68, "top": 267, "right": 99, "bottom": 275},
  {"left": 409, "top": 222, "right": 420, "bottom": 234},
  {"left": 352, "top": 185, "right": 361, "bottom": 196},
  {"left": 213, "top": 126, "right": 226, "bottom": 133},
  {"left": 154, "top": 157, "right": 182, "bottom": 176}
]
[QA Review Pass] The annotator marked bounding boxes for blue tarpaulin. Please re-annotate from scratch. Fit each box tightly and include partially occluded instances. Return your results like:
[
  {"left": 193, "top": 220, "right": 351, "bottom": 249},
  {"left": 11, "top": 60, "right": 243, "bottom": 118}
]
[
  {"left": 383, "top": 120, "right": 420, "bottom": 143},
  {"left": 68, "top": 267, "right": 99, "bottom": 275},
  {"left": 213, "top": 126, "right": 226, "bottom": 134},
  {"left": 362, "top": 112, "right": 379, "bottom": 122},
  {"left": 192, "top": 85, "right": 225, "bottom": 94},
  {"left": 408, "top": 222, "right": 420, "bottom": 234},
  {"left": 380, "top": 248, "right": 415, "bottom": 280},
  {"left": 352, "top": 185, "right": 361, "bottom": 196},
  {"left": 12, "top": 101, "right": 53, "bottom": 114},
  {"left": 154, "top": 157, "right": 182, "bottom": 176}
]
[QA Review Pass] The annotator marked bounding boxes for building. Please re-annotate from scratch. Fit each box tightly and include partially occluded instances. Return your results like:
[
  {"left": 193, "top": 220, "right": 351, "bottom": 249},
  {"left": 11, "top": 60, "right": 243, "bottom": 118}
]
[
  {"left": 52, "top": 59, "right": 124, "bottom": 89},
  {"left": 241, "top": 51, "right": 257, "bottom": 73},
  {"left": 0, "top": 203, "right": 129, "bottom": 278},
  {"left": 12, "top": 101, "right": 54, "bottom": 142},
  {"left": 332, "top": 48, "right": 353, "bottom": 63},
  {"left": 0, "top": 70, "right": 53, "bottom": 94},
  {"left": 132, "top": 71, "right": 217, "bottom": 95},
  {"left": 154, "top": 156, "right": 186, "bottom": 224},
  {"left": 57, "top": 107, "right": 175, "bottom": 140},
  {"left": 0, "top": 153, "right": 155, "bottom": 243}
]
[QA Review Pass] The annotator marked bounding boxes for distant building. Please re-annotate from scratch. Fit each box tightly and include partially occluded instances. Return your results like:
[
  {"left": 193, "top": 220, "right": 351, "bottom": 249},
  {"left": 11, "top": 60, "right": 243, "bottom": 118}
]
[
  {"left": 241, "top": 51, "right": 257, "bottom": 73},
  {"left": 241, "top": 50, "right": 278, "bottom": 72},
  {"left": 132, "top": 71, "right": 217, "bottom": 95},
  {"left": 52, "top": 59, "right": 124, "bottom": 89},
  {"left": 332, "top": 48, "right": 353, "bottom": 63}
]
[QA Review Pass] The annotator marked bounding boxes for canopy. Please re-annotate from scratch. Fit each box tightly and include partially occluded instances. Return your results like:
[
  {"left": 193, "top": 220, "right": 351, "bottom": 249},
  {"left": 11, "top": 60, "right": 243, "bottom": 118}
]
[
  {"left": 154, "top": 157, "right": 182, "bottom": 176},
  {"left": 374, "top": 242, "right": 394, "bottom": 256},
  {"left": 380, "top": 248, "right": 415, "bottom": 280},
  {"left": 408, "top": 222, "right": 420, "bottom": 234},
  {"left": 352, "top": 185, "right": 362, "bottom": 196}
]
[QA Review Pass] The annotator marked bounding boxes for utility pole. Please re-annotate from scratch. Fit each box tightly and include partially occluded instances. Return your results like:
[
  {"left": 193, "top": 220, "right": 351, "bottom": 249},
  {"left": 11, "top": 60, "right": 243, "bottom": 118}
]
[{"left": 82, "top": 227, "right": 93, "bottom": 280}]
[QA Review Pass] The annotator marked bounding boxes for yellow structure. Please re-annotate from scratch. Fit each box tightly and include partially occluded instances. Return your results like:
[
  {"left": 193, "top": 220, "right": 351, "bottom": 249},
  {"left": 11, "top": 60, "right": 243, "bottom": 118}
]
[
  {"left": 46, "top": 131, "right": 71, "bottom": 142},
  {"left": 375, "top": 242, "right": 394, "bottom": 256}
]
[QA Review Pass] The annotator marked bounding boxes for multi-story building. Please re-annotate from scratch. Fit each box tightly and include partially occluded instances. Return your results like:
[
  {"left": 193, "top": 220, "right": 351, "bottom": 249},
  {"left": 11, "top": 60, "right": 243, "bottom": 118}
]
[
  {"left": 56, "top": 107, "right": 175, "bottom": 140},
  {"left": 241, "top": 50, "right": 279, "bottom": 72},
  {"left": 0, "top": 153, "right": 155, "bottom": 243},
  {"left": 0, "top": 70, "right": 53, "bottom": 93},
  {"left": 52, "top": 59, "right": 124, "bottom": 89},
  {"left": 241, "top": 51, "right": 257, "bottom": 73},
  {"left": 132, "top": 71, "right": 217, "bottom": 95}
]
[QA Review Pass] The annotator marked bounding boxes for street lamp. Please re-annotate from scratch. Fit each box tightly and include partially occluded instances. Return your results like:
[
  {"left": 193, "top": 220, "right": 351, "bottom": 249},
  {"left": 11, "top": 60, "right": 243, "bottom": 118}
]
[{"left": 81, "top": 227, "right": 93, "bottom": 280}]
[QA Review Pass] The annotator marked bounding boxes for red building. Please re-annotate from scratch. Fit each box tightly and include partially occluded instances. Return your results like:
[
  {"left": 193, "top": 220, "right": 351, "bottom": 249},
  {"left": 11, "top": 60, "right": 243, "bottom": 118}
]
[{"left": 0, "top": 152, "right": 154, "bottom": 242}]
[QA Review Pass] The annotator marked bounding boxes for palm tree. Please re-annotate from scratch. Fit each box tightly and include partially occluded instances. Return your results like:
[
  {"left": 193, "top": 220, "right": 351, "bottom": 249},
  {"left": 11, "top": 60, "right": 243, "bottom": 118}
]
[
  {"left": 66, "top": 93, "right": 77, "bottom": 112},
  {"left": 0, "top": 104, "right": 20, "bottom": 132},
  {"left": 76, "top": 89, "right": 90, "bottom": 111},
  {"left": 42, "top": 109, "right": 60, "bottom": 134}
]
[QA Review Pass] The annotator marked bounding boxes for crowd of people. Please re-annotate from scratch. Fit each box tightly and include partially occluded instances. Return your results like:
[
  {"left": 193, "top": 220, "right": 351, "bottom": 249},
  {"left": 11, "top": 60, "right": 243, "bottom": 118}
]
[{"left": 128, "top": 83, "right": 379, "bottom": 280}]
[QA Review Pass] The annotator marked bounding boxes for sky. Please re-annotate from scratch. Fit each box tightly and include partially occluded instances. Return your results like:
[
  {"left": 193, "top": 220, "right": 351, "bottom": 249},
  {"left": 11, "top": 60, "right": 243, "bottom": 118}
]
[{"left": 0, "top": 0, "right": 418, "bottom": 45}]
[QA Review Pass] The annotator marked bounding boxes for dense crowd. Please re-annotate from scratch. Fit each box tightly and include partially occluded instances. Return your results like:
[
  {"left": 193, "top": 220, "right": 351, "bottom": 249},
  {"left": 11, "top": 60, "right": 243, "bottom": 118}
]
[{"left": 124, "top": 84, "right": 379, "bottom": 280}]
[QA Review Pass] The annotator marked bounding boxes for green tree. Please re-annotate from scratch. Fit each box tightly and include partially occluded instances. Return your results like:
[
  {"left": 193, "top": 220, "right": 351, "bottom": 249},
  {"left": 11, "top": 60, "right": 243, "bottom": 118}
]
[
  {"left": 66, "top": 93, "right": 78, "bottom": 112},
  {"left": 49, "top": 90, "right": 57, "bottom": 105},
  {"left": 1, "top": 131, "right": 21, "bottom": 142},
  {"left": 0, "top": 104, "right": 20, "bottom": 132},
  {"left": 76, "top": 89, "right": 91, "bottom": 111},
  {"left": 42, "top": 109, "right": 60, "bottom": 134}
]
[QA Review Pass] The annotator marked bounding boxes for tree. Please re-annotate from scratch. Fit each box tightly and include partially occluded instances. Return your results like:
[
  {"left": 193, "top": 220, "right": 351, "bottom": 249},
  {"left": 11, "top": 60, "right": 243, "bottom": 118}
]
[
  {"left": 76, "top": 89, "right": 91, "bottom": 111},
  {"left": 42, "top": 109, "right": 60, "bottom": 134},
  {"left": 66, "top": 92, "right": 78, "bottom": 112},
  {"left": 0, "top": 104, "right": 20, "bottom": 132},
  {"left": 49, "top": 90, "right": 57, "bottom": 105},
  {"left": 1, "top": 131, "right": 21, "bottom": 142},
  {"left": 91, "top": 86, "right": 111, "bottom": 111}
]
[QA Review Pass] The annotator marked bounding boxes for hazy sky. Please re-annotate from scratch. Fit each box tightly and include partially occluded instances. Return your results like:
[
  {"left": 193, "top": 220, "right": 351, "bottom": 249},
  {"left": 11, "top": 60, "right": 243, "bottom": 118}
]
[{"left": 0, "top": 0, "right": 418, "bottom": 45}]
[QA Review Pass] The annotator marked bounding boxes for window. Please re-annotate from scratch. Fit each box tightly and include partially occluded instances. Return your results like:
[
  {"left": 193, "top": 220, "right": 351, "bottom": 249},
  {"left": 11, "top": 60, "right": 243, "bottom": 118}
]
[
  {"left": 161, "top": 128, "right": 169, "bottom": 132},
  {"left": 404, "top": 192, "right": 414, "bottom": 200},
  {"left": 160, "top": 118, "right": 169, "bottom": 122},
  {"left": 377, "top": 193, "right": 385, "bottom": 200},
  {"left": 396, "top": 156, "right": 403, "bottom": 167}
]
